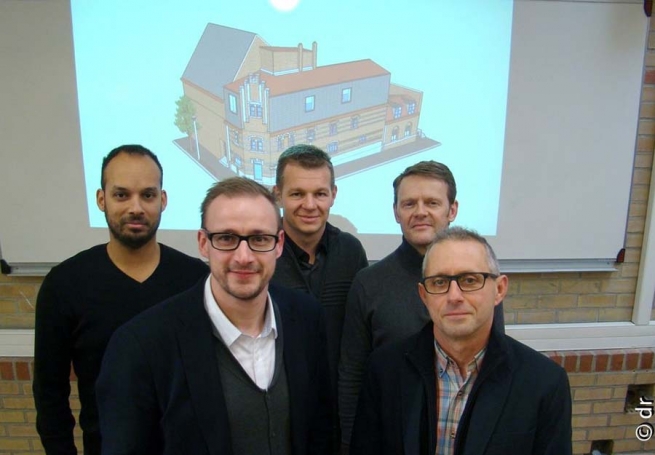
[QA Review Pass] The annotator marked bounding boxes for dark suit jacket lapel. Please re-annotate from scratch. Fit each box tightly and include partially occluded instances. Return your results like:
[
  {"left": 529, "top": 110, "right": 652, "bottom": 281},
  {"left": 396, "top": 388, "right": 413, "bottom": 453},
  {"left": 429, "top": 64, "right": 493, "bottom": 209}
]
[
  {"left": 176, "top": 281, "right": 233, "bottom": 455},
  {"left": 457, "top": 328, "right": 512, "bottom": 455},
  {"left": 273, "top": 284, "right": 332, "bottom": 455},
  {"left": 403, "top": 324, "right": 437, "bottom": 455}
]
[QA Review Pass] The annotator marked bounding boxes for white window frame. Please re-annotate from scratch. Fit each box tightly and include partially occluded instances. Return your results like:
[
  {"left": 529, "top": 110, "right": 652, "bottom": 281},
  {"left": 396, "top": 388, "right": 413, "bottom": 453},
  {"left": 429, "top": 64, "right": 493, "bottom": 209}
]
[
  {"left": 229, "top": 93, "right": 238, "bottom": 114},
  {"left": 342, "top": 87, "right": 352, "bottom": 103},
  {"left": 305, "top": 95, "right": 315, "bottom": 112}
]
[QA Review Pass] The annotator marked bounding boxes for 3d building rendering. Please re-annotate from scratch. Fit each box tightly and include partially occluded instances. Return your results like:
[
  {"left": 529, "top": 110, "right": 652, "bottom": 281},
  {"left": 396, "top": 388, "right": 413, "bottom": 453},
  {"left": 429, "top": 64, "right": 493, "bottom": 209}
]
[{"left": 175, "top": 23, "right": 439, "bottom": 184}]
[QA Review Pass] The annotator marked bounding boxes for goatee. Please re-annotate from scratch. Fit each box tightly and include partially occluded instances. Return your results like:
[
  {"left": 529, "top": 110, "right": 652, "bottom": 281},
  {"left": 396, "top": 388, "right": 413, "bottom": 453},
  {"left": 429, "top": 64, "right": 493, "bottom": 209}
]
[{"left": 106, "top": 214, "right": 160, "bottom": 250}]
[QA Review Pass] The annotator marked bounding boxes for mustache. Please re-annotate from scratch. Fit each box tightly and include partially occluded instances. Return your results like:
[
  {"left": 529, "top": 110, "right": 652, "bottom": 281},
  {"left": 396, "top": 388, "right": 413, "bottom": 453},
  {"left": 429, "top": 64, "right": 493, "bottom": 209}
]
[
  {"left": 121, "top": 215, "right": 149, "bottom": 224},
  {"left": 229, "top": 267, "right": 261, "bottom": 273}
]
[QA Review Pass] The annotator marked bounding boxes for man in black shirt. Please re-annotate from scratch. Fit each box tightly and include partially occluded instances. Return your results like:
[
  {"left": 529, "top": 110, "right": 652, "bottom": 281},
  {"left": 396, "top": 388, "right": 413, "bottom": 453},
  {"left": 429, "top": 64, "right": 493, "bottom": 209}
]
[
  {"left": 32, "top": 145, "right": 208, "bottom": 455},
  {"left": 272, "top": 145, "right": 368, "bottom": 448}
]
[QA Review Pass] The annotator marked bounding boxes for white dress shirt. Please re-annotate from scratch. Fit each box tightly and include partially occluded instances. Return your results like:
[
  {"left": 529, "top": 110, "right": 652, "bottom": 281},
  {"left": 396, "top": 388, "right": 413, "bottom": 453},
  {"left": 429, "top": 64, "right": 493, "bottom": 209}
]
[{"left": 203, "top": 277, "right": 278, "bottom": 390}]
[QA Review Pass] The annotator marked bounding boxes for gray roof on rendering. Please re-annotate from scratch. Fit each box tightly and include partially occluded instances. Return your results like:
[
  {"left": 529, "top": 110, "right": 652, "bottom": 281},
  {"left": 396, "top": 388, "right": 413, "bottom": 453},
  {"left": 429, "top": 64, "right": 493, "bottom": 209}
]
[{"left": 182, "top": 23, "right": 263, "bottom": 98}]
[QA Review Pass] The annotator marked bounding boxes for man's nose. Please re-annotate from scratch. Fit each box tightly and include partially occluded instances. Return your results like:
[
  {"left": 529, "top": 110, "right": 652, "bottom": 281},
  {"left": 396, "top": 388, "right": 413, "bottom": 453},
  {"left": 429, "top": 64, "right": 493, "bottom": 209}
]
[
  {"left": 414, "top": 201, "right": 427, "bottom": 215},
  {"left": 302, "top": 194, "right": 317, "bottom": 209},
  {"left": 128, "top": 196, "right": 144, "bottom": 214},
  {"left": 446, "top": 278, "right": 465, "bottom": 301},
  {"left": 232, "top": 238, "right": 254, "bottom": 262}
]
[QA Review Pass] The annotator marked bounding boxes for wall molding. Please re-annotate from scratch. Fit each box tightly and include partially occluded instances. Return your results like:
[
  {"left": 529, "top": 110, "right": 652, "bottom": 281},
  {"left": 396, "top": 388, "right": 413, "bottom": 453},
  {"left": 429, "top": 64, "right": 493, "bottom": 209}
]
[{"left": 2, "top": 322, "right": 654, "bottom": 357}]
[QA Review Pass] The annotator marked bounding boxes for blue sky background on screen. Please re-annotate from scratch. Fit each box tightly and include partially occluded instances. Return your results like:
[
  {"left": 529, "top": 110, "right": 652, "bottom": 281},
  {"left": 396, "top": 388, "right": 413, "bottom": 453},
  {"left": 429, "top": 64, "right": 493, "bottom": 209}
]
[{"left": 71, "top": 0, "right": 513, "bottom": 235}]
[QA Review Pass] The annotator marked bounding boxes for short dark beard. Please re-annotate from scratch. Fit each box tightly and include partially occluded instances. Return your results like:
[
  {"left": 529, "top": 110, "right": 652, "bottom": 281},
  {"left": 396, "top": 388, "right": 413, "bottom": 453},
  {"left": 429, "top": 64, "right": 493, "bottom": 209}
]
[{"left": 106, "top": 213, "right": 160, "bottom": 250}]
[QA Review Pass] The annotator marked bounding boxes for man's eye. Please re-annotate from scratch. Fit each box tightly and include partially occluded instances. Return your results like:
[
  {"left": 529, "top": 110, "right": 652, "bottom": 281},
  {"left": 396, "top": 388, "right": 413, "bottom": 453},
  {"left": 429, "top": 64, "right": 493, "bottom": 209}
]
[
  {"left": 432, "top": 278, "right": 447, "bottom": 287},
  {"left": 460, "top": 274, "right": 480, "bottom": 285},
  {"left": 216, "top": 235, "right": 236, "bottom": 243}
]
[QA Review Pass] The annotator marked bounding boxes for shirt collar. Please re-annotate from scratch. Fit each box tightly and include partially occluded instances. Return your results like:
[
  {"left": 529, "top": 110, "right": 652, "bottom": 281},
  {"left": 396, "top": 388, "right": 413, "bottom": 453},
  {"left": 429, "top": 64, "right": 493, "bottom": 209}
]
[
  {"left": 434, "top": 339, "right": 486, "bottom": 378},
  {"left": 284, "top": 224, "right": 330, "bottom": 262},
  {"left": 203, "top": 276, "right": 278, "bottom": 346},
  {"left": 398, "top": 236, "right": 425, "bottom": 270}
]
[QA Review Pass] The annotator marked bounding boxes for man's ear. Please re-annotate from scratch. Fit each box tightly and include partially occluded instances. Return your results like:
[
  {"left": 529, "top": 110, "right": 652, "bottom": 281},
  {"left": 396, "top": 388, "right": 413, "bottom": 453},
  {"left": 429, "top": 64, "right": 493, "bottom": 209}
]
[
  {"left": 418, "top": 282, "right": 428, "bottom": 306},
  {"left": 494, "top": 275, "right": 509, "bottom": 306},
  {"left": 448, "top": 200, "right": 459, "bottom": 223},
  {"left": 161, "top": 189, "right": 168, "bottom": 212},
  {"left": 393, "top": 204, "right": 401, "bottom": 224},
  {"left": 198, "top": 230, "right": 209, "bottom": 260},
  {"left": 275, "top": 230, "right": 285, "bottom": 259},
  {"left": 96, "top": 189, "right": 106, "bottom": 212}
]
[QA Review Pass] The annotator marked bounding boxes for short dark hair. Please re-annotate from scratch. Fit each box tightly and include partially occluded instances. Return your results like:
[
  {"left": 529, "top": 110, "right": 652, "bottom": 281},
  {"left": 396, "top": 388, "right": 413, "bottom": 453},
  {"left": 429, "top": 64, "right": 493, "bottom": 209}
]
[
  {"left": 101, "top": 145, "right": 163, "bottom": 189},
  {"left": 422, "top": 226, "right": 500, "bottom": 276},
  {"left": 392, "top": 160, "right": 456, "bottom": 206},
  {"left": 275, "top": 144, "right": 335, "bottom": 188},
  {"left": 200, "top": 177, "right": 281, "bottom": 230}
]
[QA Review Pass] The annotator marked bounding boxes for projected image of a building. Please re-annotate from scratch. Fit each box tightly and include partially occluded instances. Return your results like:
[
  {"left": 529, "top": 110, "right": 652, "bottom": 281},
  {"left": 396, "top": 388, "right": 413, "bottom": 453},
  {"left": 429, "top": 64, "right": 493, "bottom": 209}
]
[{"left": 174, "top": 23, "right": 438, "bottom": 184}]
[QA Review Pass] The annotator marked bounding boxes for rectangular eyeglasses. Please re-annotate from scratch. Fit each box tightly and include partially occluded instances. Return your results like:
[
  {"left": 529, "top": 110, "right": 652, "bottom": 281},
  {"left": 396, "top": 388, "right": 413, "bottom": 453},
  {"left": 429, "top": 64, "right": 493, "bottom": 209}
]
[
  {"left": 421, "top": 272, "right": 498, "bottom": 294},
  {"left": 204, "top": 231, "right": 279, "bottom": 252}
]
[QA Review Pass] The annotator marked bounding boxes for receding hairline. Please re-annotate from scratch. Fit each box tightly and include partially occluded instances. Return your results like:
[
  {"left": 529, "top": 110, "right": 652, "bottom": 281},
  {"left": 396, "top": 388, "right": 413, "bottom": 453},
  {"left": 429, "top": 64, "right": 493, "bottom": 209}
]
[
  {"left": 102, "top": 152, "right": 163, "bottom": 188},
  {"left": 205, "top": 191, "right": 279, "bottom": 210},
  {"left": 275, "top": 144, "right": 335, "bottom": 188},
  {"left": 203, "top": 192, "right": 280, "bottom": 228},
  {"left": 101, "top": 145, "right": 163, "bottom": 190},
  {"left": 392, "top": 160, "right": 456, "bottom": 207},
  {"left": 426, "top": 236, "right": 485, "bottom": 257},
  {"left": 394, "top": 173, "right": 452, "bottom": 203},
  {"left": 422, "top": 226, "right": 500, "bottom": 274},
  {"left": 395, "top": 172, "right": 451, "bottom": 188},
  {"left": 278, "top": 161, "right": 335, "bottom": 189}
]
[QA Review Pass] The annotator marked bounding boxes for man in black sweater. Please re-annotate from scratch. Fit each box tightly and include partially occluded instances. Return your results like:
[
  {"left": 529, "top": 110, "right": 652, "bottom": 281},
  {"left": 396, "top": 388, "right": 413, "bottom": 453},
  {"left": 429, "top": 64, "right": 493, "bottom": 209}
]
[
  {"left": 32, "top": 145, "right": 208, "bottom": 455},
  {"left": 271, "top": 145, "right": 368, "bottom": 449}
]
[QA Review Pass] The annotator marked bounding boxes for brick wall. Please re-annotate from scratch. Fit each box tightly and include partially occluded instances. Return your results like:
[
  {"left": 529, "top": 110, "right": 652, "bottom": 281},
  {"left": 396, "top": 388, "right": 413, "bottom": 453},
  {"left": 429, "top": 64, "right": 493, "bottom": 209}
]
[
  {"left": 1, "top": 352, "right": 653, "bottom": 455},
  {"left": 0, "top": 359, "right": 81, "bottom": 455},
  {"left": 0, "top": 359, "right": 39, "bottom": 453},
  {"left": 549, "top": 349, "right": 655, "bottom": 454},
  {"left": 0, "top": 275, "right": 40, "bottom": 330},
  {"left": 502, "top": 270, "right": 643, "bottom": 325}
]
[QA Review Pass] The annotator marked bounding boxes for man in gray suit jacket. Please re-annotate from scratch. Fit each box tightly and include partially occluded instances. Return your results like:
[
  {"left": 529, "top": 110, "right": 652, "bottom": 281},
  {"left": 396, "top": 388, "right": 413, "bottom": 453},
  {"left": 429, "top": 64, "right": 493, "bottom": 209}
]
[
  {"left": 350, "top": 227, "right": 571, "bottom": 455},
  {"left": 97, "top": 177, "right": 333, "bottom": 455}
]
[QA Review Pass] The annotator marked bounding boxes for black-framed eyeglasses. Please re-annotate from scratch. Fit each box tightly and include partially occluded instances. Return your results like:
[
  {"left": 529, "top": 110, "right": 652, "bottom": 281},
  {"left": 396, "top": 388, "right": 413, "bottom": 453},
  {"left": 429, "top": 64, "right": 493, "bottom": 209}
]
[
  {"left": 204, "top": 231, "right": 279, "bottom": 252},
  {"left": 421, "top": 272, "right": 499, "bottom": 295}
]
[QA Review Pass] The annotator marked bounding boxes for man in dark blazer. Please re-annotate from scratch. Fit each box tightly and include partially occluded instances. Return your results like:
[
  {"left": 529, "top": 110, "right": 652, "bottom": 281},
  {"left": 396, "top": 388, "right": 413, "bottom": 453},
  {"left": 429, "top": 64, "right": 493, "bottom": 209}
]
[
  {"left": 350, "top": 227, "right": 571, "bottom": 455},
  {"left": 96, "top": 177, "right": 333, "bottom": 455}
]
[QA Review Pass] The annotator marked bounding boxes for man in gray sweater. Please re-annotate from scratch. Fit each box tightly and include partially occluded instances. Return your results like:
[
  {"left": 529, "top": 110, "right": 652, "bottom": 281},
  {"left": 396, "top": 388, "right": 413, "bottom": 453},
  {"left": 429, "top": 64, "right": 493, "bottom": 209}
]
[{"left": 338, "top": 161, "right": 505, "bottom": 451}]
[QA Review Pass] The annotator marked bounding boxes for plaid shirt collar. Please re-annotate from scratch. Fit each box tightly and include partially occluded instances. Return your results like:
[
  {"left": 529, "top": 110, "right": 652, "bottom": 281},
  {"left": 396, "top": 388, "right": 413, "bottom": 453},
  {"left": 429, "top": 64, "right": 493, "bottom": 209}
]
[
  {"left": 433, "top": 340, "right": 486, "bottom": 455},
  {"left": 434, "top": 341, "right": 486, "bottom": 382}
]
